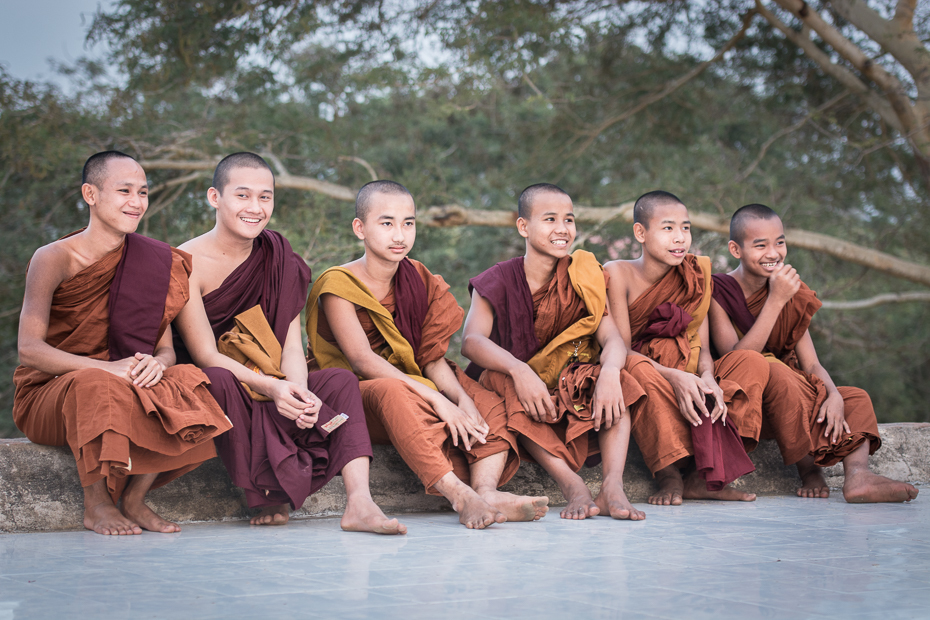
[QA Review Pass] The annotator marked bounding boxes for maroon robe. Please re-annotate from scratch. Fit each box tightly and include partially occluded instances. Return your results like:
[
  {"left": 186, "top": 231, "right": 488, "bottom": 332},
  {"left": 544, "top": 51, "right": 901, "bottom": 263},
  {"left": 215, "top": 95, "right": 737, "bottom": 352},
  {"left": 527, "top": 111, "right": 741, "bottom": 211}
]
[
  {"left": 635, "top": 301, "right": 754, "bottom": 490},
  {"left": 176, "top": 230, "right": 373, "bottom": 509}
]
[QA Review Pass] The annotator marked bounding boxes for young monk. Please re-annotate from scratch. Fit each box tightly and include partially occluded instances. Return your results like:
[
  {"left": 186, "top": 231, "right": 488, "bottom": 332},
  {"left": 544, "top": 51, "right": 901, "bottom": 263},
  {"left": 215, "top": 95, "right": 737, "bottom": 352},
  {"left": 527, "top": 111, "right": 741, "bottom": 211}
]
[
  {"left": 604, "top": 190, "right": 770, "bottom": 506},
  {"left": 306, "top": 180, "right": 548, "bottom": 529},
  {"left": 709, "top": 203, "right": 918, "bottom": 503},
  {"left": 173, "top": 153, "right": 405, "bottom": 534},
  {"left": 14, "top": 151, "right": 233, "bottom": 535},
  {"left": 461, "top": 183, "right": 647, "bottom": 521}
]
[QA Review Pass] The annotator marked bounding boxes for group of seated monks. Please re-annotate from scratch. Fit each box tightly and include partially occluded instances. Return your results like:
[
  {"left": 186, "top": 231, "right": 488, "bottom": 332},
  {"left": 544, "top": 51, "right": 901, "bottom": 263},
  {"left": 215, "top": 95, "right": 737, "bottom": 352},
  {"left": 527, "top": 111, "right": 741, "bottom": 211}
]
[{"left": 13, "top": 150, "right": 919, "bottom": 536}]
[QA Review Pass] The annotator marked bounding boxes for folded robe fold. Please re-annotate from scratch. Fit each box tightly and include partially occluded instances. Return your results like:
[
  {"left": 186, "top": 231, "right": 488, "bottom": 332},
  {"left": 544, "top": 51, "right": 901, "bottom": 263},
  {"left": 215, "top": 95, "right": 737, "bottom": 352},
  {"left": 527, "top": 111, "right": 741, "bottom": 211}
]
[
  {"left": 175, "top": 230, "right": 373, "bottom": 509},
  {"left": 469, "top": 251, "right": 646, "bottom": 471},
  {"left": 307, "top": 258, "right": 520, "bottom": 493},
  {"left": 13, "top": 232, "right": 232, "bottom": 502},
  {"left": 626, "top": 254, "right": 767, "bottom": 476},
  {"left": 711, "top": 273, "right": 880, "bottom": 466}
]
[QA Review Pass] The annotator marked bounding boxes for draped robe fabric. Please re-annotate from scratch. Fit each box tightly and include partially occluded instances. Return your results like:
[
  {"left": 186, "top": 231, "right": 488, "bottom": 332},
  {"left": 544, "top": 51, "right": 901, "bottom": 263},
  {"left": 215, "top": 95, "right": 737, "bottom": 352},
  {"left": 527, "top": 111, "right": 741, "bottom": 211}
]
[
  {"left": 175, "top": 230, "right": 373, "bottom": 509},
  {"left": 711, "top": 273, "right": 880, "bottom": 466},
  {"left": 469, "top": 251, "right": 647, "bottom": 472},
  {"left": 625, "top": 254, "right": 767, "bottom": 478},
  {"left": 14, "top": 233, "right": 232, "bottom": 502},
  {"left": 307, "top": 258, "right": 519, "bottom": 494}
]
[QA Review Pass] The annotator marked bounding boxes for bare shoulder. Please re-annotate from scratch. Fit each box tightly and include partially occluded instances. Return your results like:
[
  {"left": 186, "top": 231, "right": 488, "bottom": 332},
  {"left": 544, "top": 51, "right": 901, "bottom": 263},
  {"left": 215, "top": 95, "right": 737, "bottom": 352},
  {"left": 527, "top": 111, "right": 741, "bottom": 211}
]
[
  {"left": 28, "top": 239, "right": 80, "bottom": 286},
  {"left": 177, "top": 232, "right": 212, "bottom": 257},
  {"left": 603, "top": 259, "right": 638, "bottom": 288}
]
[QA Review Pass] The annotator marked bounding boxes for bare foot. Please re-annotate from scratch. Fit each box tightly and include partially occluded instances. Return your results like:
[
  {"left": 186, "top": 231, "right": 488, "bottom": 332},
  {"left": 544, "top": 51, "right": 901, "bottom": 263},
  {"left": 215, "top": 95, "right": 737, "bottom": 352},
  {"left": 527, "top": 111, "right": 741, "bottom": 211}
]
[
  {"left": 648, "top": 467, "right": 684, "bottom": 506},
  {"left": 84, "top": 501, "right": 142, "bottom": 536},
  {"left": 843, "top": 470, "right": 919, "bottom": 503},
  {"left": 341, "top": 496, "right": 407, "bottom": 535},
  {"left": 454, "top": 491, "right": 506, "bottom": 529},
  {"left": 479, "top": 490, "right": 549, "bottom": 522},
  {"left": 560, "top": 481, "right": 600, "bottom": 520},
  {"left": 682, "top": 470, "right": 756, "bottom": 502},
  {"left": 594, "top": 477, "right": 645, "bottom": 521},
  {"left": 250, "top": 504, "right": 290, "bottom": 526},
  {"left": 796, "top": 457, "right": 830, "bottom": 498},
  {"left": 120, "top": 500, "right": 181, "bottom": 533}
]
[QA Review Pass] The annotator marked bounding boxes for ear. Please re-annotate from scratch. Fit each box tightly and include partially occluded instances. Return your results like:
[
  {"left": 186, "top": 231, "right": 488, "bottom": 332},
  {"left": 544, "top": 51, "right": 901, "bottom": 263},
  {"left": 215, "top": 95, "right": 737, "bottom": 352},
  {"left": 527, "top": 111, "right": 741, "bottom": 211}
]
[
  {"left": 207, "top": 187, "right": 220, "bottom": 210},
  {"left": 81, "top": 183, "right": 97, "bottom": 207},
  {"left": 516, "top": 217, "right": 529, "bottom": 239},
  {"left": 727, "top": 240, "right": 742, "bottom": 260},
  {"left": 633, "top": 222, "right": 646, "bottom": 244},
  {"left": 351, "top": 217, "right": 366, "bottom": 241}
]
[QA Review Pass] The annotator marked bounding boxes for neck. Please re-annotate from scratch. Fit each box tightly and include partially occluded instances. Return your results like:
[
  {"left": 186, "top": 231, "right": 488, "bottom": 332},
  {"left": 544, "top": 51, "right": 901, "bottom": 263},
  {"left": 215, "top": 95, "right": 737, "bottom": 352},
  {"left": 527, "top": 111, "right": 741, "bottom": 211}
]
[
  {"left": 730, "top": 264, "right": 768, "bottom": 297},
  {"left": 523, "top": 245, "right": 560, "bottom": 292},
  {"left": 635, "top": 251, "right": 675, "bottom": 286},
  {"left": 81, "top": 219, "right": 130, "bottom": 260},
  {"left": 358, "top": 252, "right": 402, "bottom": 286},
  {"left": 211, "top": 225, "right": 258, "bottom": 261}
]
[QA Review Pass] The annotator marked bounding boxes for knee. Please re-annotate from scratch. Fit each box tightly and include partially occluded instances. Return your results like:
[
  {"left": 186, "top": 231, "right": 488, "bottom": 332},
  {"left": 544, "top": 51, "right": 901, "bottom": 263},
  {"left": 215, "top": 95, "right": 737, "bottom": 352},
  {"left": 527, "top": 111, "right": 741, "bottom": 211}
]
[
  {"left": 67, "top": 367, "right": 115, "bottom": 384},
  {"left": 727, "top": 350, "right": 770, "bottom": 377},
  {"left": 312, "top": 367, "right": 360, "bottom": 389}
]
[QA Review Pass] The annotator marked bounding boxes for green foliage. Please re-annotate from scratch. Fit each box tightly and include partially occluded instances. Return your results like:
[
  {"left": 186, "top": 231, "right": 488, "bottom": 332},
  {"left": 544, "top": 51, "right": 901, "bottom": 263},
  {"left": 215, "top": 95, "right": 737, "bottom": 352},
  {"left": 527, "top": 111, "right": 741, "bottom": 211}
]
[{"left": 2, "top": 1, "right": 929, "bottom": 436}]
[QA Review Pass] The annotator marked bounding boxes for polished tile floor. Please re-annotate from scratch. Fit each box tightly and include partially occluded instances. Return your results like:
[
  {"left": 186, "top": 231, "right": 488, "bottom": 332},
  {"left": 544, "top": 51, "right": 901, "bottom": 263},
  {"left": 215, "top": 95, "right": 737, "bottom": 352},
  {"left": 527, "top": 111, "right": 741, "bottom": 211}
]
[{"left": 0, "top": 494, "right": 927, "bottom": 619}]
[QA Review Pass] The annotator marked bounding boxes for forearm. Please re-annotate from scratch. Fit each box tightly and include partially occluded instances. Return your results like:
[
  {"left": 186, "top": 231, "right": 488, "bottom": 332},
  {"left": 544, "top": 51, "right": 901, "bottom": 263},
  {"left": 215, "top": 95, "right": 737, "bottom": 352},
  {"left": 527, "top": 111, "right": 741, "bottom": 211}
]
[
  {"left": 733, "top": 301, "right": 781, "bottom": 353},
  {"left": 806, "top": 361, "right": 841, "bottom": 396},
  {"left": 598, "top": 338, "right": 626, "bottom": 375},
  {"left": 153, "top": 345, "right": 176, "bottom": 369},
  {"left": 461, "top": 334, "right": 528, "bottom": 379},
  {"left": 18, "top": 339, "right": 112, "bottom": 376},
  {"left": 423, "top": 358, "right": 467, "bottom": 404},
  {"left": 280, "top": 347, "right": 309, "bottom": 386}
]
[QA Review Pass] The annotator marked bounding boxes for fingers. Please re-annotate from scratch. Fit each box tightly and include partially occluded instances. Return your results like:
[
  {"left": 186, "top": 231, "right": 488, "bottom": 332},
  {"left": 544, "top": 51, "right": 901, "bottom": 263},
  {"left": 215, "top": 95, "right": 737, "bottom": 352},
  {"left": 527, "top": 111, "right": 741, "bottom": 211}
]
[
  {"left": 678, "top": 397, "right": 702, "bottom": 426},
  {"left": 592, "top": 402, "right": 603, "bottom": 432},
  {"left": 130, "top": 356, "right": 164, "bottom": 387},
  {"left": 710, "top": 392, "right": 727, "bottom": 423}
]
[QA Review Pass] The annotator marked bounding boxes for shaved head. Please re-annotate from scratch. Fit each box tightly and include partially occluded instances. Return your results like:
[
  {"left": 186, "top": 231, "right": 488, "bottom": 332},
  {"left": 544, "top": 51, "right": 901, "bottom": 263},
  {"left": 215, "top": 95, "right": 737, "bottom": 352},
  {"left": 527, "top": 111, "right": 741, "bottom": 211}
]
[
  {"left": 213, "top": 152, "right": 274, "bottom": 195},
  {"left": 633, "top": 190, "right": 684, "bottom": 229},
  {"left": 355, "top": 180, "right": 413, "bottom": 221},
  {"left": 518, "top": 183, "right": 570, "bottom": 219},
  {"left": 730, "top": 203, "right": 780, "bottom": 246},
  {"left": 82, "top": 151, "right": 138, "bottom": 188}
]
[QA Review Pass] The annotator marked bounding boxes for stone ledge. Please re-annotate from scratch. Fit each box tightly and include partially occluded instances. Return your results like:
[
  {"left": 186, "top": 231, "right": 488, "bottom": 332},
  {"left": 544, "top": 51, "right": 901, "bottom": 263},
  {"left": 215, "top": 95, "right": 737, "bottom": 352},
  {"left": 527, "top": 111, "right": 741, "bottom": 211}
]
[{"left": 1, "top": 423, "right": 927, "bottom": 533}]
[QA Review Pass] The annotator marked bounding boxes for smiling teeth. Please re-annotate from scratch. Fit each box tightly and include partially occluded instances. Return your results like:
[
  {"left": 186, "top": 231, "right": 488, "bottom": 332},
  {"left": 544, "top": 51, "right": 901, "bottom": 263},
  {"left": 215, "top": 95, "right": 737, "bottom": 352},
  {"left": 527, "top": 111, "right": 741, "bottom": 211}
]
[
  {"left": 762, "top": 262, "right": 779, "bottom": 267},
  {"left": 241, "top": 218, "right": 261, "bottom": 223},
  {"left": 552, "top": 240, "right": 568, "bottom": 245}
]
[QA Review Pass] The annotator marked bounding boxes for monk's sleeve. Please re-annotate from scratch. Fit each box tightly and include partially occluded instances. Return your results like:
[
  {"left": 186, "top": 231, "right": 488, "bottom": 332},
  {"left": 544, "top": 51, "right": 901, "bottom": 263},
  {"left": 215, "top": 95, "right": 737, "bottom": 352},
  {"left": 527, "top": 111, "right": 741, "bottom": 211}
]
[{"left": 414, "top": 266, "right": 464, "bottom": 368}]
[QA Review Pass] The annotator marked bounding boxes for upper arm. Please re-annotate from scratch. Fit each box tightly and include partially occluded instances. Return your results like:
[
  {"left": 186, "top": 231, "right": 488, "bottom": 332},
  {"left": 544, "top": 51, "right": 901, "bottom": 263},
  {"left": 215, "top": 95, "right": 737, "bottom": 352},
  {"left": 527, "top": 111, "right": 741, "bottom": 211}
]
[
  {"left": 318, "top": 293, "right": 378, "bottom": 367},
  {"left": 173, "top": 268, "right": 222, "bottom": 366},
  {"left": 18, "top": 245, "right": 67, "bottom": 351},
  {"left": 462, "top": 289, "right": 495, "bottom": 340},
  {"left": 604, "top": 263, "right": 633, "bottom": 348},
  {"left": 708, "top": 299, "right": 739, "bottom": 355}
]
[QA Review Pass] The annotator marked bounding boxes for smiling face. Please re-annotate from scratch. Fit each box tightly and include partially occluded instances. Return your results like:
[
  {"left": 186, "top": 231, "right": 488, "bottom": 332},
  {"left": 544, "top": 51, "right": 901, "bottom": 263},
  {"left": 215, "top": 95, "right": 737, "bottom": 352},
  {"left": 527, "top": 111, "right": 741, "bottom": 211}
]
[
  {"left": 728, "top": 215, "right": 787, "bottom": 277},
  {"left": 208, "top": 166, "right": 275, "bottom": 240},
  {"left": 82, "top": 157, "right": 149, "bottom": 235},
  {"left": 517, "top": 190, "right": 575, "bottom": 259},
  {"left": 352, "top": 191, "right": 417, "bottom": 263},
  {"left": 634, "top": 201, "right": 691, "bottom": 267}
]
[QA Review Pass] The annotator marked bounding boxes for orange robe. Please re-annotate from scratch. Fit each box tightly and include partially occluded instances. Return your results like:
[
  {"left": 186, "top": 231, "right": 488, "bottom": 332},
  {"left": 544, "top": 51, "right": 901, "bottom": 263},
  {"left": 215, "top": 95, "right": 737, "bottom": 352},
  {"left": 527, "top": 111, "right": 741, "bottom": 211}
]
[
  {"left": 472, "top": 251, "right": 646, "bottom": 472},
  {"left": 723, "top": 277, "right": 880, "bottom": 466},
  {"left": 306, "top": 259, "right": 519, "bottom": 493},
  {"left": 13, "top": 243, "right": 232, "bottom": 502},
  {"left": 626, "top": 254, "right": 767, "bottom": 474}
]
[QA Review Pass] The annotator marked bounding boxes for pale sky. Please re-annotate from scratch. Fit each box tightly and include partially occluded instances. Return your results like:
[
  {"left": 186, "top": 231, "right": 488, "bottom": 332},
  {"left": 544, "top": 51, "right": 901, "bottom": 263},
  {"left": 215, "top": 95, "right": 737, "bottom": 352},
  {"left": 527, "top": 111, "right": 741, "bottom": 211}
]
[{"left": 0, "top": 0, "right": 114, "bottom": 86}]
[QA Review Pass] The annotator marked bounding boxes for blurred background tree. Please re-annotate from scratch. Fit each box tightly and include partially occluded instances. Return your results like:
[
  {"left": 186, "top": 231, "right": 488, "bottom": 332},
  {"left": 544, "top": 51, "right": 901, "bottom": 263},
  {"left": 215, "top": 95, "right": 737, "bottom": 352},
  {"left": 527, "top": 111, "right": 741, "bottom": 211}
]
[{"left": 2, "top": 0, "right": 927, "bottom": 436}]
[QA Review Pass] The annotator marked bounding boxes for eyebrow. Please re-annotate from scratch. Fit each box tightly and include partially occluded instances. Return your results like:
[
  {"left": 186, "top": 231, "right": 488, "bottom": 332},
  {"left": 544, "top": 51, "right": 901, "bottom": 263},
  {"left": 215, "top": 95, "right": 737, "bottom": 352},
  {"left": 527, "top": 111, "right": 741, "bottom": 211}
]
[
  {"left": 541, "top": 211, "right": 575, "bottom": 217},
  {"left": 116, "top": 181, "right": 148, "bottom": 189},
  {"left": 752, "top": 234, "right": 785, "bottom": 243},
  {"left": 660, "top": 219, "right": 689, "bottom": 225},
  {"left": 233, "top": 186, "right": 273, "bottom": 193}
]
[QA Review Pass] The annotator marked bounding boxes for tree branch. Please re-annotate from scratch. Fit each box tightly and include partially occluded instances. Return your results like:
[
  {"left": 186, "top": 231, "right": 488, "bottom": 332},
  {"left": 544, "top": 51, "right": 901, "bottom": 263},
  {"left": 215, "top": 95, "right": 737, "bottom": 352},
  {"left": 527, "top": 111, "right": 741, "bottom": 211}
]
[
  {"left": 338, "top": 155, "right": 378, "bottom": 181},
  {"left": 820, "top": 291, "right": 930, "bottom": 310},
  {"left": 140, "top": 158, "right": 930, "bottom": 286},
  {"left": 735, "top": 91, "right": 849, "bottom": 182},
  {"left": 573, "top": 8, "right": 757, "bottom": 156},
  {"left": 756, "top": 1, "right": 904, "bottom": 133}
]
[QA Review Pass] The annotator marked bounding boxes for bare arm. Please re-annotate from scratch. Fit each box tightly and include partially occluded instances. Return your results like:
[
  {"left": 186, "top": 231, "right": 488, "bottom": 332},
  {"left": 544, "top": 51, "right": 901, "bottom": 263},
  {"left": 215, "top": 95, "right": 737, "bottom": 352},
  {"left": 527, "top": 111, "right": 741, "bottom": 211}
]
[
  {"left": 320, "top": 292, "right": 487, "bottom": 449},
  {"left": 795, "top": 330, "right": 849, "bottom": 442},
  {"left": 173, "top": 272, "right": 319, "bottom": 423},
  {"left": 733, "top": 265, "right": 801, "bottom": 353},
  {"left": 590, "top": 314, "right": 627, "bottom": 431},
  {"left": 18, "top": 244, "right": 156, "bottom": 385},
  {"left": 708, "top": 298, "right": 740, "bottom": 355},
  {"left": 695, "top": 318, "right": 726, "bottom": 423},
  {"left": 461, "top": 289, "right": 556, "bottom": 422}
]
